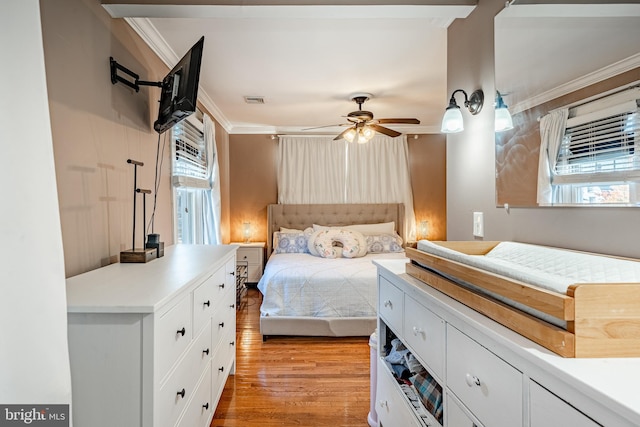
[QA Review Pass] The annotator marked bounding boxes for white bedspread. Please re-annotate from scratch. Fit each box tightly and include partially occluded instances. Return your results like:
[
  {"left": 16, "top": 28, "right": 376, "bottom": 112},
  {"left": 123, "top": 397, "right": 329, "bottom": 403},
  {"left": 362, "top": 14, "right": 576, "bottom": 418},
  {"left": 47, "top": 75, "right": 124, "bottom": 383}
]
[{"left": 258, "top": 252, "right": 407, "bottom": 318}]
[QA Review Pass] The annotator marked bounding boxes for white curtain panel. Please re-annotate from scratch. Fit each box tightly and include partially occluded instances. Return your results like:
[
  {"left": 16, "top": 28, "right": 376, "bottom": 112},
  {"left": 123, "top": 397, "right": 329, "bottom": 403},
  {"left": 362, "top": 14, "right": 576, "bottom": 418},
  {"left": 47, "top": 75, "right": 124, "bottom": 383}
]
[
  {"left": 203, "top": 114, "right": 222, "bottom": 244},
  {"left": 536, "top": 108, "right": 568, "bottom": 205},
  {"left": 347, "top": 135, "right": 416, "bottom": 240},
  {"left": 278, "top": 134, "right": 416, "bottom": 240},
  {"left": 277, "top": 136, "right": 347, "bottom": 204}
]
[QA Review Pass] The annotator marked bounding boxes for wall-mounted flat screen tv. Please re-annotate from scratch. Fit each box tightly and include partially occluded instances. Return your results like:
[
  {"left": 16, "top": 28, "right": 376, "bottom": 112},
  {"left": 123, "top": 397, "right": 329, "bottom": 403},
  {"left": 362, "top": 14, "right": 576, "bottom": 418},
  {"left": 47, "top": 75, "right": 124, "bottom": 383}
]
[{"left": 154, "top": 36, "right": 204, "bottom": 134}]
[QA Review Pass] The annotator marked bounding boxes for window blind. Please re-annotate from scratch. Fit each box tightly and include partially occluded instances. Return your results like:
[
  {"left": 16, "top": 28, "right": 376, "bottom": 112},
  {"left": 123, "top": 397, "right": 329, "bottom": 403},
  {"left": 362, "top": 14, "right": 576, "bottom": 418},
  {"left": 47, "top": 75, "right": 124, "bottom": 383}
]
[
  {"left": 172, "top": 117, "right": 210, "bottom": 189},
  {"left": 554, "top": 96, "right": 640, "bottom": 184}
]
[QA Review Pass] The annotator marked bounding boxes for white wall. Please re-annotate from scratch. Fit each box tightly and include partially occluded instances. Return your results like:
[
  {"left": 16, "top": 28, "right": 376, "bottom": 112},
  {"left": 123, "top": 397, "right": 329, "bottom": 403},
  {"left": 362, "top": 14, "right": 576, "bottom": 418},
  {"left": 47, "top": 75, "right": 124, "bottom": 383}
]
[
  {"left": 0, "top": 0, "right": 72, "bottom": 407},
  {"left": 446, "top": 0, "right": 640, "bottom": 259}
]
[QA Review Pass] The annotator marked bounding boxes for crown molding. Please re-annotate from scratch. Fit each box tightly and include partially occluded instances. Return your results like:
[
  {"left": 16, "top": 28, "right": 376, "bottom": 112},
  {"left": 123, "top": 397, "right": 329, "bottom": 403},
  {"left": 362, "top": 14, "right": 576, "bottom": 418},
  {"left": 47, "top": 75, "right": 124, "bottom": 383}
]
[
  {"left": 124, "top": 17, "right": 233, "bottom": 132},
  {"left": 512, "top": 53, "right": 640, "bottom": 115}
]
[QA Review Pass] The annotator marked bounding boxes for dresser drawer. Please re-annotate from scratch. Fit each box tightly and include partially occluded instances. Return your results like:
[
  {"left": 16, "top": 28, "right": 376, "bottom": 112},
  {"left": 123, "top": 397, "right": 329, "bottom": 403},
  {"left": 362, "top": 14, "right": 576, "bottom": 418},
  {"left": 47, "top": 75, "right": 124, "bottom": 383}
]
[
  {"left": 379, "top": 276, "right": 404, "bottom": 335},
  {"left": 237, "top": 247, "right": 261, "bottom": 265},
  {"left": 156, "top": 294, "right": 192, "bottom": 378},
  {"left": 211, "top": 335, "right": 235, "bottom": 397},
  {"left": 446, "top": 325, "right": 523, "bottom": 427},
  {"left": 403, "top": 294, "right": 445, "bottom": 380},
  {"left": 176, "top": 363, "right": 213, "bottom": 427},
  {"left": 376, "top": 359, "right": 420, "bottom": 427},
  {"left": 157, "top": 321, "right": 212, "bottom": 427},
  {"left": 225, "top": 257, "right": 237, "bottom": 290},
  {"left": 446, "top": 391, "right": 484, "bottom": 427},
  {"left": 211, "top": 307, "right": 230, "bottom": 350},
  {"left": 193, "top": 267, "right": 225, "bottom": 335},
  {"left": 530, "top": 381, "right": 600, "bottom": 427}
]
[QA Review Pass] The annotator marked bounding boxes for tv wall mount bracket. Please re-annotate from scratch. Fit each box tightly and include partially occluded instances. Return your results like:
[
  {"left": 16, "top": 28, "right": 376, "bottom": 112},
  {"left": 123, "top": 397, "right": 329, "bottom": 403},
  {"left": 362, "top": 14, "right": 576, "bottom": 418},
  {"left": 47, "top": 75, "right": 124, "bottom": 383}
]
[{"left": 110, "top": 57, "right": 163, "bottom": 92}]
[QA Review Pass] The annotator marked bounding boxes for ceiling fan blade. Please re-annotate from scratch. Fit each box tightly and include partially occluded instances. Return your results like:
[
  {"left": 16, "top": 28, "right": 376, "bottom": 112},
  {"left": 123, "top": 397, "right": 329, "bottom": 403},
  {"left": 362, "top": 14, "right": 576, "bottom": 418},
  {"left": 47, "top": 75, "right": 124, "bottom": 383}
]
[
  {"left": 302, "top": 123, "right": 350, "bottom": 131},
  {"left": 370, "top": 124, "right": 401, "bottom": 138},
  {"left": 377, "top": 118, "right": 420, "bottom": 125},
  {"left": 334, "top": 127, "right": 354, "bottom": 141}
]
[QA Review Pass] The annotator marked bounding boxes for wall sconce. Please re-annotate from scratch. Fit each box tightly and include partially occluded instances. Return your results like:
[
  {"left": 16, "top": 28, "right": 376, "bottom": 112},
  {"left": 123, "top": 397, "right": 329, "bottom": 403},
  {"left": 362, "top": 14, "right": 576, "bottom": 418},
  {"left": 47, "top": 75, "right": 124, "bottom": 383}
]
[
  {"left": 242, "top": 222, "right": 252, "bottom": 243},
  {"left": 440, "top": 89, "right": 484, "bottom": 134},
  {"left": 494, "top": 91, "right": 514, "bottom": 132},
  {"left": 419, "top": 220, "right": 430, "bottom": 240}
]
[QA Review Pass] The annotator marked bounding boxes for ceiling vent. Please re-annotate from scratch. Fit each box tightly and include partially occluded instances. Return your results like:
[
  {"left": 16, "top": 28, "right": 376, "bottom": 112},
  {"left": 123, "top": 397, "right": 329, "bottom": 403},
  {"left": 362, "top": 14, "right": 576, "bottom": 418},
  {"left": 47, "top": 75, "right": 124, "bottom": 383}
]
[{"left": 244, "top": 96, "right": 265, "bottom": 104}]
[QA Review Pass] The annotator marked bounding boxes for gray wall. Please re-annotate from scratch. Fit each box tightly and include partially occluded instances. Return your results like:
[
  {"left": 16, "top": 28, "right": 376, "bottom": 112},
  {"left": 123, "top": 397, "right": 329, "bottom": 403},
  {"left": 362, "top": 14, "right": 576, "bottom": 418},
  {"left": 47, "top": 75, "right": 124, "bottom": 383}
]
[{"left": 446, "top": 0, "right": 640, "bottom": 259}]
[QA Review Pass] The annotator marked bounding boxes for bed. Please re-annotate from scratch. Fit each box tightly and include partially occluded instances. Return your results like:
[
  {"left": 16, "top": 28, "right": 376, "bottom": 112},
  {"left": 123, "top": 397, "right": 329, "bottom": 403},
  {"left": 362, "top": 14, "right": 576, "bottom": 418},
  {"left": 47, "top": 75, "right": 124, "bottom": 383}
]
[
  {"left": 258, "top": 203, "right": 408, "bottom": 339},
  {"left": 405, "top": 240, "right": 640, "bottom": 358}
]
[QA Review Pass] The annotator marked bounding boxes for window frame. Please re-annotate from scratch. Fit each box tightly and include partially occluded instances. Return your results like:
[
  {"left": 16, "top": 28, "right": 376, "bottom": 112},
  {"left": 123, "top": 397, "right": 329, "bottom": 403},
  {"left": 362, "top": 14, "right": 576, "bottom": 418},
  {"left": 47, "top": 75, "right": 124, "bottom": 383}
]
[
  {"left": 550, "top": 86, "right": 640, "bottom": 206},
  {"left": 171, "top": 114, "right": 211, "bottom": 243}
]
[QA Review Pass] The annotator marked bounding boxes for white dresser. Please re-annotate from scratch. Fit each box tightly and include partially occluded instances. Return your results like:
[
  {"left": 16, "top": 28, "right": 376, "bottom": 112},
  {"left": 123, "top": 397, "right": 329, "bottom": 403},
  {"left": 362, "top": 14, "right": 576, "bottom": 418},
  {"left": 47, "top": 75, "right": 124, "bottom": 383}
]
[
  {"left": 66, "top": 244, "right": 237, "bottom": 427},
  {"left": 375, "top": 259, "right": 640, "bottom": 427}
]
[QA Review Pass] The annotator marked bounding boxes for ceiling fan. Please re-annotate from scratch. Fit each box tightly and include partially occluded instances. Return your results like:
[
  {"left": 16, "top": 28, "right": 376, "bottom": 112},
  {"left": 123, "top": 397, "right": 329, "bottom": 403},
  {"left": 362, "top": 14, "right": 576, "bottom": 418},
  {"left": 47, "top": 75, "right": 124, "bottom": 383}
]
[{"left": 308, "top": 93, "right": 420, "bottom": 143}]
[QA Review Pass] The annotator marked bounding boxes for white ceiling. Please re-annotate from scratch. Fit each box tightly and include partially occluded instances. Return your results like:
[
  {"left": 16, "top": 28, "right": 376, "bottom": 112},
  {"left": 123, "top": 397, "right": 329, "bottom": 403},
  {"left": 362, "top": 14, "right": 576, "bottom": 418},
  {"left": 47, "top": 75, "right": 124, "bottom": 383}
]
[
  {"left": 103, "top": 1, "right": 640, "bottom": 136},
  {"left": 104, "top": 2, "right": 476, "bottom": 135}
]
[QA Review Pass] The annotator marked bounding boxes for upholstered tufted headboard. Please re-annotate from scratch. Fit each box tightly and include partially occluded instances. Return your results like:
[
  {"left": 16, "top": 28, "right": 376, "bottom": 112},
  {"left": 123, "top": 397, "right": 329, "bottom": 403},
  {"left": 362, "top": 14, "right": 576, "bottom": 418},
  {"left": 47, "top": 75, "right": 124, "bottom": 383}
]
[{"left": 266, "top": 203, "right": 405, "bottom": 255}]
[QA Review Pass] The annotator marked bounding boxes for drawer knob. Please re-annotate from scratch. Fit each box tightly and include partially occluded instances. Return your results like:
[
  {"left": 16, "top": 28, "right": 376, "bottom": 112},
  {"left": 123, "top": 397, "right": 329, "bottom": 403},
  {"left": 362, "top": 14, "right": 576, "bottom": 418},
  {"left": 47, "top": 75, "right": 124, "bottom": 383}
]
[
  {"left": 219, "top": 366, "right": 225, "bottom": 372},
  {"left": 412, "top": 326, "right": 424, "bottom": 336},
  {"left": 465, "top": 373, "right": 481, "bottom": 387},
  {"left": 203, "top": 348, "right": 210, "bottom": 355},
  {"left": 177, "top": 327, "right": 186, "bottom": 337},
  {"left": 219, "top": 283, "right": 225, "bottom": 289},
  {"left": 229, "top": 271, "right": 235, "bottom": 276},
  {"left": 219, "top": 321, "right": 225, "bottom": 328},
  {"left": 203, "top": 403, "right": 209, "bottom": 410},
  {"left": 230, "top": 341, "right": 235, "bottom": 346},
  {"left": 177, "top": 388, "right": 186, "bottom": 399},
  {"left": 203, "top": 300, "right": 210, "bottom": 307},
  {"left": 383, "top": 300, "right": 392, "bottom": 308},
  {"left": 230, "top": 304, "right": 235, "bottom": 309},
  {"left": 378, "top": 400, "right": 388, "bottom": 409}
]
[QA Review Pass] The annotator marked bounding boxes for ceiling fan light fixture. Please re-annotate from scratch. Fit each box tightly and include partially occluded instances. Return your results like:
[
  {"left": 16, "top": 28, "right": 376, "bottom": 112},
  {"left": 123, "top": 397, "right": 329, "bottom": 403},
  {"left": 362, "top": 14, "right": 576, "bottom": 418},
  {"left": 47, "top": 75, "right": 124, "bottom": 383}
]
[
  {"left": 343, "top": 128, "right": 357, "bottom": 142},
  {"left": 359, "top": 125, "right": 375, "bottom": 143}
]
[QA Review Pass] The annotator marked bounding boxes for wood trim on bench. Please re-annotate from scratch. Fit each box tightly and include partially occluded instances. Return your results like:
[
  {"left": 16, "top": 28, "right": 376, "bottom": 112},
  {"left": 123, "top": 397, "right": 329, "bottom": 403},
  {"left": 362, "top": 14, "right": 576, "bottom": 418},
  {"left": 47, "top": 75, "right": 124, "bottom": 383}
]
[
  {"left": 405, "top": 242, "right": 640, "bottom": 358},
  {"left": 405, "top": 247, "right": 574, "bottom": 321}
]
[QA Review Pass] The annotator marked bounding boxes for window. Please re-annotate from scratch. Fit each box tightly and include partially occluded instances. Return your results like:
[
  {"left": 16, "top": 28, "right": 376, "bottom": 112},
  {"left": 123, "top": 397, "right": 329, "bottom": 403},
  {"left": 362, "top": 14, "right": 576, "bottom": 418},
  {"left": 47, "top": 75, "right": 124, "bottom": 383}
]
[
  {"left": 552, "top": 87, "right": 640, "bottom": 205},
  {"left": 172, "top": 115, "right": 211, "bottom": 244}
]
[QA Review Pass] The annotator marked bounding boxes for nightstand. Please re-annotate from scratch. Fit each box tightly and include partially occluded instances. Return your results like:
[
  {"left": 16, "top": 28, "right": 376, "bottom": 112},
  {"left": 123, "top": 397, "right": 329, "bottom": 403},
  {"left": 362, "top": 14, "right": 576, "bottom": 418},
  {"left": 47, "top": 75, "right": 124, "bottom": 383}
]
[{"left": 233, "top": 242, "right": 265, "bottom": 285}]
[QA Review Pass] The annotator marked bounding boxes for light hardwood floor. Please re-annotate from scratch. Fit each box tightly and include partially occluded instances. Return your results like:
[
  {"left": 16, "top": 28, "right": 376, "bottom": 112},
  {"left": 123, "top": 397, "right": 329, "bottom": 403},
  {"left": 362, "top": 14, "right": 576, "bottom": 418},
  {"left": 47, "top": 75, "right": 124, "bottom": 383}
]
[{"left": 211, "top": 287, "right": 373, "bottom": 427}]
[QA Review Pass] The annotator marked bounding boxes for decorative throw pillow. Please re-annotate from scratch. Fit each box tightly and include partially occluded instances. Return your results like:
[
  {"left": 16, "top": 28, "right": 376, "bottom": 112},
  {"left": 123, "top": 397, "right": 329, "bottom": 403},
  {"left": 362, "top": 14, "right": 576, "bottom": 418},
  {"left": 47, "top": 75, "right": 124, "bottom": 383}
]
[
  {"left": 366, "top": 233, "right": 404, "bottom": 253},
  {"left": 309, "top": 229, "right": 367, "bottom": 258},
  {"left": 273, "top": 228, "right": 313, "bottom": 254}
]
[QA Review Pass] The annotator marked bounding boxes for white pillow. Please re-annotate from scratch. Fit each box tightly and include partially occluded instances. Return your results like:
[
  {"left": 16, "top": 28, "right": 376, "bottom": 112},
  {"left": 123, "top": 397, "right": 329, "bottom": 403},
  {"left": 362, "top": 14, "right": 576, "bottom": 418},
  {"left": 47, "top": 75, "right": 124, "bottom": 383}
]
[
  {"left": 312, "top": 221, "right": 396, "bottom": 235},
  {"left": 280, "top": 227, "right": 303, "bottom": 233}
]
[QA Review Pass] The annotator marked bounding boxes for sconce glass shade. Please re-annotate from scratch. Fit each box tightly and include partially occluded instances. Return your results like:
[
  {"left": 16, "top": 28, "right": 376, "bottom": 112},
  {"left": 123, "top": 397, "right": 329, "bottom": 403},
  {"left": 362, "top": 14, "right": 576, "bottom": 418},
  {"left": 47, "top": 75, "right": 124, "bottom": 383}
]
[
  {"left": 494, "top": 92, "right": 513, "bottom": 132},
  {"left": 495, "top": 107, "right": 514, "bottom": 132},
  {"left": 441, "top": 106, "right": 464, "bottom": 133},
  {"left": 343, "top": 128, "right": 357, "bottom": 142}
]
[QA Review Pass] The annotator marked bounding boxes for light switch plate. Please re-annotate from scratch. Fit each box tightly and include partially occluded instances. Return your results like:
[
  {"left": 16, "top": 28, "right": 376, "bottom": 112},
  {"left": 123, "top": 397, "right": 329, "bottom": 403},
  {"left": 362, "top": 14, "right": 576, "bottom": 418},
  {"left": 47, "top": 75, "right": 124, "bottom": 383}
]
[{"left": 473, "top": 212, "right": 484, "bottom": 237}]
